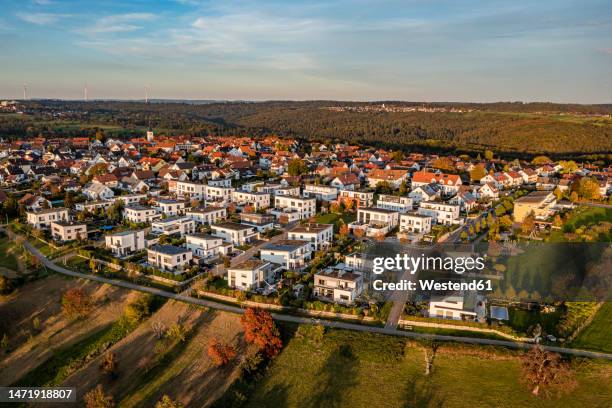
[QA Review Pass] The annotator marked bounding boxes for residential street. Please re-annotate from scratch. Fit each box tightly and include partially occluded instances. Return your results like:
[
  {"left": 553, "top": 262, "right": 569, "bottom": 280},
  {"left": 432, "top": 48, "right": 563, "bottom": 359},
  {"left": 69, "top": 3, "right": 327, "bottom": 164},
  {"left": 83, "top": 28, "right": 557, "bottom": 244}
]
[{"left": 22, "top": 239, "right": 612, "bottom": 361}]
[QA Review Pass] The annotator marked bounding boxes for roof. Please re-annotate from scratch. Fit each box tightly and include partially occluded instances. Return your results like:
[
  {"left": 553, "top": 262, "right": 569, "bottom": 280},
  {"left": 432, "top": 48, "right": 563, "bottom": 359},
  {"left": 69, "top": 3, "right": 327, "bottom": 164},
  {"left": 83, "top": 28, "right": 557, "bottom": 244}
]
[
  {"left": 212, "top": 221, "right": 253, "bottom": 231},
  {"left": 412, "top": 171, "right": 461, "bottom": 185},
  {"left": 368, "top": 169, "right": 408, "bottom": 181},
  {"left": 149, "top": 245, "right": 191, "bottom": 255},
  {"left": 359, "top": 206, "right": 399, "bottom": 214},
  {"left": 229, "top": 259, "right": 268, "bottom": 271},
  {"left": 262, "top": 239, "right": 310, "bottom": 251},
  {"left": 290, "top": 223, "right": 333, "bottom": 233},
  {"left": 515, "top": 190, "right": 554, "bottom": 204},
  {"left": 316, "top": 268, "right": 362, "bottom": 281}
]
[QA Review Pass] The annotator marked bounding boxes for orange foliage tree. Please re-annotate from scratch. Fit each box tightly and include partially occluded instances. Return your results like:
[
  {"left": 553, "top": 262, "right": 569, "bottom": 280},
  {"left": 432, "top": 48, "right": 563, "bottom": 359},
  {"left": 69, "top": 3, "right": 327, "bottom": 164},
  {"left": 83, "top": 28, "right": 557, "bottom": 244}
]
[
  {"left": 61, "top": 287, "right": 92, "bottom": 319},
  {"left": 240, "top": 307, "right": 282, "bottom": 357},
  {"left": 207, "top": 338, "right": 237, "bottom": 366}
]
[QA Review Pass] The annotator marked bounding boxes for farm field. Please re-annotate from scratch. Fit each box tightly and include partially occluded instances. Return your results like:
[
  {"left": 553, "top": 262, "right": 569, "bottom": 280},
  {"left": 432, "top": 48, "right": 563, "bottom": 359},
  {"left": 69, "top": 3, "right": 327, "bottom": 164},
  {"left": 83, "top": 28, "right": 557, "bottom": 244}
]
[
  {"left": 242, "top": 328, "right": 612, "bottom": 408},
  {"left": 572, "top": 302, "right": 612, "bottom": 353},
  {"left": 0, "top": 274, "right": 135, "bottom": 385},
  {"left": 55, "top": 301, "right": 254, "bottom": 407}
]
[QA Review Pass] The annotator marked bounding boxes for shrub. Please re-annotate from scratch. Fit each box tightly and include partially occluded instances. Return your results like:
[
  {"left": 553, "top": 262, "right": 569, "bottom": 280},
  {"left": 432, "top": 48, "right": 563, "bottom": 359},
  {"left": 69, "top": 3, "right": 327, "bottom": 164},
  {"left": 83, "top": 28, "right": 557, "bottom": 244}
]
[
  {"left": 207, "top": 338, "right": 238, "bottom": 366},
  {"left": 61, "top": 288, "right": 93, "bottom": 320}
]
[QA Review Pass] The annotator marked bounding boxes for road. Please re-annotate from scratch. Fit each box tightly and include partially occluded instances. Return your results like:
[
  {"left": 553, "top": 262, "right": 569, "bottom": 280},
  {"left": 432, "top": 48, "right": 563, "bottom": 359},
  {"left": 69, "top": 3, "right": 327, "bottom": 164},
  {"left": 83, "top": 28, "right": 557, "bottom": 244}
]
[{"left": 21, "top": 239, "right": 612, "bottom": 361}]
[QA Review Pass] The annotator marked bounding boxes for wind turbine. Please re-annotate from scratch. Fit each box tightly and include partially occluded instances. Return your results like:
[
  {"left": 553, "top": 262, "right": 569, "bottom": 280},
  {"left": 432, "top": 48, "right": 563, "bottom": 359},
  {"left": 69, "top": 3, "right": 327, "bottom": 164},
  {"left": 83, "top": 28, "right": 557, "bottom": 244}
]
[
  {"left": 84, "top": 81, "right": 88, "bottom": 101},
  {"left": 22, "top": 83, "right": 28, "bottom": 100},
  {"left": 144, "top": 85, "right": 151, "bottom": 103}
]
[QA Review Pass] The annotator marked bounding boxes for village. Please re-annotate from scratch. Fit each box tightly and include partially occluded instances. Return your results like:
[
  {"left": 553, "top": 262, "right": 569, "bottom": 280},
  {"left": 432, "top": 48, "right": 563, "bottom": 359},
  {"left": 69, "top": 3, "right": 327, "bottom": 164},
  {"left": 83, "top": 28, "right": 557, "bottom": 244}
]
[{"left": 0, "top": 128, "right": 610, "bottom": 341}]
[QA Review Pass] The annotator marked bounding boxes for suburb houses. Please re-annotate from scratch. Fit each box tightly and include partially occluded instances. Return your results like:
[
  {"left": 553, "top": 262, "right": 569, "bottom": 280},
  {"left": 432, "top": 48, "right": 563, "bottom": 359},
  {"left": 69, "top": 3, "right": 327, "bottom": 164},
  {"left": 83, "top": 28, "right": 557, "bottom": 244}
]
[
  {"left": 367, "top": 169, "right": 409, "bottom": 189},
  {"left": 411, "top": 171, "right": 462, "bottom": 196},
  {"left": 271, "top": 195, "right": 316, "bottom": 220},
  {"left": 185, "top": 233, "right": 232, "bottom": 259},
  {"left": 151, "top": 216, "right": 196, "bottom": 237},
  {"left": 227, "top": 259, "right": 277, "bottom": 292},
  {"left": 349, "top": 207, "right": 399, "bottom": 237},
  {"left": 105, "top": 229, "right": 146, "bottom": 257},
  {"left": 124, "top": 205, "right": 162, "bottom": 224},
  {"left": 376, "top": 194, "right": 413, "bottom": 213},
  {"left": 314, "top": 266, "right": 364, "bottom": 305},
  {"left": 260, "top": 239, "right": 312, "bottom": 270},
  {"left": 51, "top": 221, "right": 87, "bottom": 242},
  {"left": 211, "top": 222, "right": 258, "bottom": 245},
  {"left": 513, "top": 190, "right": 557, "bottom": 222},
  {"left": 26, "top": 207, "right": 69, "bottom": 229},
  {"left": 232, "top": 190, "right": 271, "bottom": 210},
  {"left": 399, "top": 212, "right": 433, "bottom": 234},
  {"left": 186, "top": 206, "right": 227, "bottom": 225},
  {"left": 417, "top": 201, "right": 461, "bottom": 225},
  {"left": 288, "top": 223, "right": 334, "bottom": 251}
]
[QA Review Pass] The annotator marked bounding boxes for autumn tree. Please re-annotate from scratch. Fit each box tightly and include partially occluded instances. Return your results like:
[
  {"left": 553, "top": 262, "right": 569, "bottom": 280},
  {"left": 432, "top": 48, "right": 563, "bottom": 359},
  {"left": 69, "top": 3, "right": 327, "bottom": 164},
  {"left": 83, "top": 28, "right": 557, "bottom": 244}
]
[
  {"left": 339, "top": 223, "right": 349, "bottom": 237},
  {"left": 287, "top": 159, "right": 308, "bottom": 176},
  {"left": 470, "top": 165, "right": 487, "bottom": 182},
  {"left": 484, "top": 149, "right": 494, "bottom": 160},
  {"left": 240, "top": 307, "right": 282, "bottom": 357},
  {"left": 207, "top": 338, "right": 237, "bottom": 366},
  {"left": 532, "top": 156, "right": 551, "bottom": 165},
  {"left": 521, "top": 212, "right": 536, "bottom": 235},
  {"left": 375, "top": 231, "right": 386, "bottom": 242},
  {"left": 521, "top": 346, "right": 576, "bottom": 397},
  {"left": 84, "top": 385, "right": 114, "bottom": 408},
  {"left": 353, "top": 228, "right": 365, "bottom": 239},
  {"left": 61, "top": 288, "right": 92, "bottom": 319},
  {"left": 575, "top": 177, "right": 600, "bottom": 201},
  {"left": 0, "top": 275, "right": 12, "bottom": 295}
]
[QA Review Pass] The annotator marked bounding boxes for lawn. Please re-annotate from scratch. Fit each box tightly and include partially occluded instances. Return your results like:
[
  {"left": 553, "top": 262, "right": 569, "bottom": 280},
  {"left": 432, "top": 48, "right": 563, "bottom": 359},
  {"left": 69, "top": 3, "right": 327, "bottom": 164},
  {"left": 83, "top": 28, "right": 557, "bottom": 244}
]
[
  {"left": 314, "top": 212, "right": 356, "bottom": 231},
  {"left": 241, "top": 327, "right": 612, "bottom": 408},
  {"left": 572, "top": 302, "right": 612, "bottom": 353},
  {"left": 0, "top": 236, "right": 20, "bottom": 271}
]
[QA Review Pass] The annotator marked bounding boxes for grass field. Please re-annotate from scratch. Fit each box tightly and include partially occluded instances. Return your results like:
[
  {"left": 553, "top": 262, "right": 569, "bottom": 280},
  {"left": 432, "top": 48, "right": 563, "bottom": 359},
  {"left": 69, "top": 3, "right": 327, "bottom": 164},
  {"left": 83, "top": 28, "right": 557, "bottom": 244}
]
[
  {"left": 572, "top": 302, "right": 612, "bottom": 353},
  {"left": 0, "top": 237, "right": 20, "bottom": 271},
  {"left": 314, "top": 212, "right": 356, "bottom": 232},
  {"left": 242, "top": 328, "right": 612, "bottom": 408}
]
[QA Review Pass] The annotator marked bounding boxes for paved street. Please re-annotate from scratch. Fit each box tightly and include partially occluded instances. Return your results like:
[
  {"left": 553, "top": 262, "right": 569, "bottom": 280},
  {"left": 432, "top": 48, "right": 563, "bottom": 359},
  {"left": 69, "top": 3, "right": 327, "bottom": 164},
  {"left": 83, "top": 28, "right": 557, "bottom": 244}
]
[{"left": 21, "top": 238, "right": 612, "bottom": 361}]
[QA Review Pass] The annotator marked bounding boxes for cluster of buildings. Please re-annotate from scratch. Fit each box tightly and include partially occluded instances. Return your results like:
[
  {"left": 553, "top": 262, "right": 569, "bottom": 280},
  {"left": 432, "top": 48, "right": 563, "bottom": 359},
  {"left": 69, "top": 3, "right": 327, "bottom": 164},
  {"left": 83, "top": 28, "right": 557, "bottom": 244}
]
[{"left": 5, "top": 132, "right": 611, "bottom": 314}]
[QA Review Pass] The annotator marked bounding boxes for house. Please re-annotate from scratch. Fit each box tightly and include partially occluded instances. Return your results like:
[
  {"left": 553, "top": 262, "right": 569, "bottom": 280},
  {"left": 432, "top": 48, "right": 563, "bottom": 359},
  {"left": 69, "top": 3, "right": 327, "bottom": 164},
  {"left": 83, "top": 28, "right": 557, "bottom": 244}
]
[
  {"left": 151, "top": 216, "right": 196, "bottom": 237},
  {"left": 203, "top": 185, "right": 234, "bottom": 205},
  {"left": 337, "top": 190, "right": 374, "bottom": 208},
  {"left": 232, "top": 190, "right": 271, "bottom": 210},
  {"left": 272, "top": 195, "right": 316, "bottom": 220},
  {"left": 173, "top": 181, "right": 207, "bottom": 200},
  {"left": 83, "top": 183, "right": 115, "bottom": 200},
  {"left": 408, "top": 184, "right": 441, "bottom": 204},
  {"left": 185, "top": 234, "right": 232, "bottom": 259},
  {"left": 330, "top": 173, "right": 360, "bottom": 191},
  {"left": 227, "top": 259, "right": 277, "bottom": 291},
  {"left": 18, "top": 193, "right": 51, "bottom": 211},
  {"left": 417, "top": 202, "right": 461, "bottom": 225},
  {"left": 476, "top": 183, "right": 499, "bottom": 200},
  {"left": 345, "top": 252, "right": 367, "bottom": 271},
  {"left": 513, "top": 191, "right": 556, "bottom": 222},
  {"left": 449, "top": 191, "right": 478, "bottom": 212},
  {"left": 303, "top": 184, "right": 338, "bottom": 201},
  {"left": 26, "top": 207, "right": 69, "bottom": 229},
  {"left": 240, "top": 212, "right": 275, "bottom": 232},
  {"left": 114, "top": 193, "right": 147, "bottom": 207},
  {"left": 260, "top": 239, "right": 312, "bottom": 270},
  {"left": 75, "top": 200, "right": 113, "bottom": 213},
  {"left": 105, "top": 229, "right": 146, "bottom": 256},
  {"left": 411, "top": 171, "right": 462, "bottom": 195},
  {"left": 123, "top": 205, "right": 161, "bottom": 223},
  {"left": 376, "top": 194, "right": 413, "bottom": 213},
  {"left": 186, "top": 206, "right": 227, "bottom": 225},
  {"left": 349, "top": 207, "right": 399, "bottom": 237},
  {"left": 288, "top": 223, "right": 334, "bottom": 251},
  {"left": 429, "top": 293, "right": 480, "bottom": 321},
  {"left": 211, "top": 222, "right": 258, "bottom": 245},
  {"left": 367, "top": 169, "right": 409, "bottom": 189},
  {"left": 147, "top": 245, "right": 193, "bottom": 274},
  {"left": 93, "top": 173, "right": 119, "bottom": 187},
  {"left": 314, "top": 267, "right": 363, "bottom": 305},
  {"left": 51, "top": 221, "right": 87, "bottom": 242},
  {"left": 399, "top": 212, "right": 432, "bottom": 234},
  {"left": 154, "top": 199, "right": 187, "bottom": 217}
]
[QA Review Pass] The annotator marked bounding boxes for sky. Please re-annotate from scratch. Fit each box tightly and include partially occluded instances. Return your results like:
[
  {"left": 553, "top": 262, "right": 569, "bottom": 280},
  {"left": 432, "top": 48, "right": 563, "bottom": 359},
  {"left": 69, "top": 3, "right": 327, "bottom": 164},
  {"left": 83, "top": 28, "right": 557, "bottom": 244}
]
[{"left": 0, "top": 0, "right": 611, "bottom": 103}]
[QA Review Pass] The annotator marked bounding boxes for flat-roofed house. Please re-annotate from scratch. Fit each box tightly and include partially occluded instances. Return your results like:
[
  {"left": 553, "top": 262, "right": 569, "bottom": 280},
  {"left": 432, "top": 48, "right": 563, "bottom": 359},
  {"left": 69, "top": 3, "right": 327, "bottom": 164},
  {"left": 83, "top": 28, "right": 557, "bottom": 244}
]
[
  {"left": 399, "top": 212, "right": 432, "bottom": 234},
  {"left": 349, "top": 207, "right": 399, "bottom": 237},
  {"left": 260, "top": 239, "right": 312, "bottom": 270},
  {"left": 513, "top": 190, "right": 556, "bottom": 222},
  {"left": 186, "top": 206, "right": 227, "bottom": 225},
  {"left": 105, "top": 229, "right": 146, "bottom": 257},
  {"left": 26, "top": 207, "right": 69, "bottom": 229},
  {"left": 376, "top": 194, "right": 413, "bottom": 213},
  {"left": 314, "top": 267, "right": 363, "bottom": 305},
  {"left": 288, "top": 223, "right": 334, "bottom": 251},
  {"left": 51, "top": 221, "right": 87, "bottom": 242},
  {"left": 123, "top": 205, "right": 161, "bottom": 223},
  {"left": 211, "top": 222, "right": 258, "bottom": 245},
  {"left": 185, "top": 233, "right": 232, "bottom": 259},
  {"left": 240, "top": 212, "right": 275, "bottom": 232},
  {"left": 417, "top": 201, "right": 461, "bottom": 225},
  {"left": 232, "top": 190, "right": 271, "bottom": 210},
  {"left": 147, "top": 245, "right": 193, "bottom": 274},
  {"left": 227, "top": 259, "right": 277, "bottom": 291},
  {"left": 337, "top": 190, "right": 374, "bottom": 208},
  {"left": 272, "top": 195, "right": 316, "bottom": 220},
  {"left": 303, "top": 184, "right": 338, "bottom": 201},
  {"left": 151, "top": 216, "right": 196, "bottom": 237},
  {"left": 154, "top": 199, "right": 187, "bottom": 216}
]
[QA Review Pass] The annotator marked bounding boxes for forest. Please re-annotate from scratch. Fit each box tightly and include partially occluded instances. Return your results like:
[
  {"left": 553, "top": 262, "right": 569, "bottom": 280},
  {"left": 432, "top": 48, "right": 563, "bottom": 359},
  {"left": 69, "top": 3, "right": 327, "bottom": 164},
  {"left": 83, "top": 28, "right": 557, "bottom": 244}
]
[{"left": 1, "top": 100, "right": 611, "bottom": 158}]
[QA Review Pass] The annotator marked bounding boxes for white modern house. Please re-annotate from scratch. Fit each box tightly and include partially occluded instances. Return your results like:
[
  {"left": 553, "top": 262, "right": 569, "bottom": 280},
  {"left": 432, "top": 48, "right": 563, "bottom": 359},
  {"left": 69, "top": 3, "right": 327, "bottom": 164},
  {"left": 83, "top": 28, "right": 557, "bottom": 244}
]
[
  {"left": 314, "top": 267, "right": 363, "bottom": 305},
  {"left": 349, "top": 207, "right": 399, "bottom": 237},
  {"left": 428, "top": 294, "right": 478, "bottom": 321},
  {"left": 232, "top": 190, "right": 271, "bottom": 210},
  {"left": 399, "top": 212, "right": 433, "bottom": 234},
  {"left": 260, "top": 239, "right": 312, "bottom": 270},
  {"left": 227, "top": 259, "right": 278, "bottom": 291},
  {"left": 303, "top": 184, "right": 338, "bottom": 201},
  {"left": 376, "top": 194, "right": 413, "bottom": 213},
  {"left": 114, "top": 193, "right": 148, "bottom": 207},
  {"left": 337, "top": 190, "right": 374, "bottom": 208},
  {"left": 26, "top": 207, "right": 69, "bottom": 229},
  {"left": 417, "top": 202, "right": 461, "bottom": 225},
  {"left": 204, "top": 185, "right": 234, "bottom": 204},
  {"left": 240, "top": 212, "right": 275, "bottom": 232},
  {"left": 185, "top": 233, "right": 232, "bottom": 259},
  {"left": 105, "top": 229, "right": 146, "bottom": 257},
  {"left": 288, "top": 223, "right": 334, "bottom": 251},
  {"left": 51, "top": 221, "right": 87, "bottom": 242},
  {"left": 211, "top": 222, "right": 258, "bottom": 245},
  {"left": 173, "top": 180, "right": 207, "bottom": 200},
  {"left": 154, "top": 199, "right": 187, "bottom": 217},
  {"left": 123, "top": 205, "right": 162, "bottom": 223},
  {"left": 151, "top": 216, "right": 196, "bottom": 237},
  {"left": 272, "top": 195, "right": 316, "bottom": 220},
  {"left": 186, "top": 206, "right": 227, "bottom": 225},
  {"left": 147, "top": 245, "right": 193, "bottom": 274}
]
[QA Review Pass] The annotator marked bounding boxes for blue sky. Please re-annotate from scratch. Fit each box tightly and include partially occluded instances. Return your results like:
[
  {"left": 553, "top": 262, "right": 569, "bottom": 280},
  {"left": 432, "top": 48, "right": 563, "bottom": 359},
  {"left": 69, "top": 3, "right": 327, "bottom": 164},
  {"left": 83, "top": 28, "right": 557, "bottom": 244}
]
[{"left": 0, "top": 0, "right": 611, "bottom": 102}]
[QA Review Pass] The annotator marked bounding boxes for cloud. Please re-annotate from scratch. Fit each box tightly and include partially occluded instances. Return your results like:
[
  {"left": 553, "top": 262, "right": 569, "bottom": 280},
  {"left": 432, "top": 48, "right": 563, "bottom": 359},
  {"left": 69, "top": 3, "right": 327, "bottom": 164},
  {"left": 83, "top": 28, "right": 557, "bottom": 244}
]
[
  {"left": 17, "top": 12, "right": 66, "bottom": 25},
  {"left": 33, "top": 0, "right": 54, "bottom": 5},
  {"left": 80, "top": 13, "right": 157, "bottom": 35}
]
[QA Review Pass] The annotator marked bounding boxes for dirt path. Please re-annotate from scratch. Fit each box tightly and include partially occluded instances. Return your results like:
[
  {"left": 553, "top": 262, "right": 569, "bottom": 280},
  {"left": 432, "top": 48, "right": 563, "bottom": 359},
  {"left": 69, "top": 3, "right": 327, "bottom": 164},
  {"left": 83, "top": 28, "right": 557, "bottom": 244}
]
[{"left": 0, "top": 275, "right": 134, "bottom": 385}]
